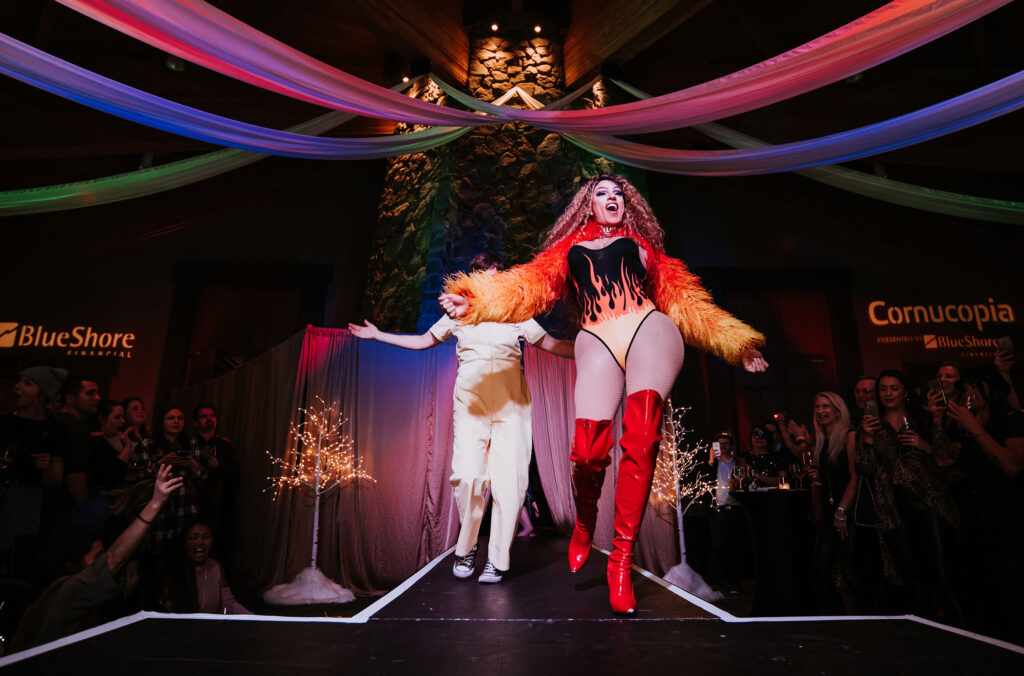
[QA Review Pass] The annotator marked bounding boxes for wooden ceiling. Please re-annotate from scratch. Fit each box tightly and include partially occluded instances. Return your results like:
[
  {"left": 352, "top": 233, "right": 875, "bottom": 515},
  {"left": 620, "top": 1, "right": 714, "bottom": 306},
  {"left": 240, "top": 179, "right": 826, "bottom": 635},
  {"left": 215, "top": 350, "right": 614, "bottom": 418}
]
[{"left": 1, "top": 0, "right": 1021, "bottom": 190}]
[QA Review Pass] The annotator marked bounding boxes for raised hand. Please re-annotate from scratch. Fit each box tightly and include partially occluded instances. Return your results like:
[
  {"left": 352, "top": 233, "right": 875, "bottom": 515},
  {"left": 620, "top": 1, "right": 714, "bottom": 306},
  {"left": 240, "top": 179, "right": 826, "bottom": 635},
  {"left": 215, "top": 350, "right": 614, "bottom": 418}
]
[
  {"left": 945, "top": 399, "right": 985, "bottom": 436},
  {"left": 787, "top": 419, "right": 810, "bottom": 441},
  {"left": 152, "top": 464, "right": 184, "bottom": 506}
]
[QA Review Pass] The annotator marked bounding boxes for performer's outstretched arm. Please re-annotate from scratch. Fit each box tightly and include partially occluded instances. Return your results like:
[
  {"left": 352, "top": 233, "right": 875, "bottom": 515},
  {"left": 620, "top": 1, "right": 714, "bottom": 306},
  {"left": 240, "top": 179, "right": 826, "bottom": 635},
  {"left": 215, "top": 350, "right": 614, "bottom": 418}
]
[
  {"left": 649, "top": 252, "right": 768, "bottom": 371},
  {"left": 348, "top": 320, "right": 441, "bottom": 350},
  {"left": 442, "top": 242, "right": 572, "bottom": 325}
]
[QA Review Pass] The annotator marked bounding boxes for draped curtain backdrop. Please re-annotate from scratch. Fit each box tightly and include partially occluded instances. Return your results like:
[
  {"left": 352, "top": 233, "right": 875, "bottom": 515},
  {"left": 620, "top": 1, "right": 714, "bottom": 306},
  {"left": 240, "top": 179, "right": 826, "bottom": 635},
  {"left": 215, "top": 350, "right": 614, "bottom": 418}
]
[{"left": 172, "top": 326, "right": 680, "bottom": 594}]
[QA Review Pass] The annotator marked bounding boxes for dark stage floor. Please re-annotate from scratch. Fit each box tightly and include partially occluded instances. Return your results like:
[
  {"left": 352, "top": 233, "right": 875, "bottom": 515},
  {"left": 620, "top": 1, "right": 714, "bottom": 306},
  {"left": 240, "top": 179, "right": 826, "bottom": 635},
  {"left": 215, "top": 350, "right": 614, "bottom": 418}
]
[{"left": 2, "top": 537, "right": 1021, "bottom": 674}]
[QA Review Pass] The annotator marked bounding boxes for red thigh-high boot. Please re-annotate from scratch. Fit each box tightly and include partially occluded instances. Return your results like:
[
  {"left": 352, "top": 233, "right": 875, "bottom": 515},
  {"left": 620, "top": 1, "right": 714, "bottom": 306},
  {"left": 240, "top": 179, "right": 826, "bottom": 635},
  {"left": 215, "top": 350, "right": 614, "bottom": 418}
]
[
  {"left": 608, "top": 389, "right": 664, "bottom": 614},
  {"left": 568, "top": 419, "right": 615, "bottom": 572}
]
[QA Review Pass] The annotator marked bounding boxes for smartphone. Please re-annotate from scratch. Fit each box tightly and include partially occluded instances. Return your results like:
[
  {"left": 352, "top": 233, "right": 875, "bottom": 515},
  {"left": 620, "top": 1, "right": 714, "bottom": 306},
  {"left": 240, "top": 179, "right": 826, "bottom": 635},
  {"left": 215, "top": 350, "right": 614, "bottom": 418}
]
[
  {"left": 997, "top": 336, "right": 1014, "bottom": 354},
  {"left": 712, "top": 441, "right": 722, "bottom": 459},
  {"left": 863, "top": 400, "right": 879, "bottom": 419},
  {"left": 928, "top": 378, "right": 948, "bottom": 406}
]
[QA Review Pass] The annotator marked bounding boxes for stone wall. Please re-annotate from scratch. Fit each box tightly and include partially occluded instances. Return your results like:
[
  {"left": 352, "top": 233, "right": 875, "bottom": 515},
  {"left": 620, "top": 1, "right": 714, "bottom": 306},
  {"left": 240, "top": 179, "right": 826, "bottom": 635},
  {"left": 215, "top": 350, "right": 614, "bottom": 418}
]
[{"left": 365, "top": 33, "right": 637, "bottom": 334}]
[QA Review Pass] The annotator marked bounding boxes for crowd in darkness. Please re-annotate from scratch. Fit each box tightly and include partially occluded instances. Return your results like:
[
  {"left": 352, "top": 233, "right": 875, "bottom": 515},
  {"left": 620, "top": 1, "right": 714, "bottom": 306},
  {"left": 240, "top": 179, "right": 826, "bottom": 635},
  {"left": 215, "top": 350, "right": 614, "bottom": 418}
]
[
  {"left": 1, "top": 347, "right": 1021, "bottom": 652},
  {"left": 703, "top": 348, "right": 1024, "bottom": 645},
  {"left": 0, "top": 369, "right": 249, "bottom": 654}
]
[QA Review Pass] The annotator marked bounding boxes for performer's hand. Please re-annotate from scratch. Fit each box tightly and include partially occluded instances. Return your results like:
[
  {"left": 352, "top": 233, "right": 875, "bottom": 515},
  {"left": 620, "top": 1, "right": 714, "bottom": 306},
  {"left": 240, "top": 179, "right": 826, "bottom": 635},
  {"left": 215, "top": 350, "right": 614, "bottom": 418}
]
[
  {"left": 347, "top": 320, "right": 380, "bottom": 340},
  {"left": 438, "top": 293, "right": 468, "bottom": 319},
  {"left": 741, "top": 348, "right": 769, "bottom": 373}
]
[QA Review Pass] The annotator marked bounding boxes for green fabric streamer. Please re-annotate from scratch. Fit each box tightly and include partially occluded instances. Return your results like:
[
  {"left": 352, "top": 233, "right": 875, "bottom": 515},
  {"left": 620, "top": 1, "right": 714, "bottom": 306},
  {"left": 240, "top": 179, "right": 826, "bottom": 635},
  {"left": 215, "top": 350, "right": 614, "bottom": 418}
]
[{"left": 0, "top": 78, "right": 428, "bottom": 216}]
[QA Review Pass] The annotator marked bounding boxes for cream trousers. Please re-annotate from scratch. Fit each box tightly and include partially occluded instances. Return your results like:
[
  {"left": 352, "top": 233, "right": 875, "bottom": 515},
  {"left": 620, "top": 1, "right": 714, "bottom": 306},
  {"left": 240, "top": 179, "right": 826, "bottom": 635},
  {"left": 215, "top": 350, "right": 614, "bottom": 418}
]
[{"left": 450, "top": 359, "right": 532, "bottom": 571}]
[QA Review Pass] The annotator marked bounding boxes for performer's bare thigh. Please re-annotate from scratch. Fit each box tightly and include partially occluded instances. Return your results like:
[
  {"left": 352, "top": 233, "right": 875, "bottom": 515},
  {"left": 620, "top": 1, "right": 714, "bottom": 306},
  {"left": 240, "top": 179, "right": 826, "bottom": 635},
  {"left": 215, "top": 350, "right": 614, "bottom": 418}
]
[
  {"left": 624, "top": 311, "right": 685, "bottom": 399},
  {"left": 574, "top": 331, "right": 624, "bottom": 421}
]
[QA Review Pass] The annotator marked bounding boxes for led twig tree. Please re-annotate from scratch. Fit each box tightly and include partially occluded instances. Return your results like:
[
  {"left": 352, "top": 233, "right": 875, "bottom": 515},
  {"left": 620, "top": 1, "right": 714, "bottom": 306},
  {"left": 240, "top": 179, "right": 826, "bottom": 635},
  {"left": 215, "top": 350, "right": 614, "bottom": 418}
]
[
  {"left": 263, "top": 397, "right": 375, "bottom": 605},
  {"left": 650, "top": 400, "right": 724, "bottom": 602}
]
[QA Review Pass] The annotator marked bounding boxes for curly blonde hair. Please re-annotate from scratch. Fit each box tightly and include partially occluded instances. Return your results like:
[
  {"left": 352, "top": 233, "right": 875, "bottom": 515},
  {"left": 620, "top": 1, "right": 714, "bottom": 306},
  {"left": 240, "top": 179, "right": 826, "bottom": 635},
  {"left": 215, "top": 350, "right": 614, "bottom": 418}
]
[{"left": 541, "top": 173, "right": 665, "bottom": 252}]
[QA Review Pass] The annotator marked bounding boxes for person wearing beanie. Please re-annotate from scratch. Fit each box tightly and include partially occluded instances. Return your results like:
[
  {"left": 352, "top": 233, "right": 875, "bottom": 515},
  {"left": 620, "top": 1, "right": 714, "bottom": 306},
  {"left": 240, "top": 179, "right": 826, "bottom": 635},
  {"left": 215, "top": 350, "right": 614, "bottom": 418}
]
[
  {"left": 0, "top": 367, "right": 69, "bottom": 576},
  {"left": 18, "top": 366, "right": 68, "bottom": 403}
]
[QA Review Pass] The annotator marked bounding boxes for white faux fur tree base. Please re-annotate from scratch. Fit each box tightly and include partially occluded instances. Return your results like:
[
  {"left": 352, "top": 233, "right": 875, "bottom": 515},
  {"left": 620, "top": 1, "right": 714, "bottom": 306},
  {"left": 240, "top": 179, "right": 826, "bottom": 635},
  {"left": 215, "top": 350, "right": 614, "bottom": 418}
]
[
  {"left": 663, "top": 562, "right": 725, "bottom": 603},
  {"left": 262, "top": 566, "right": 356, "bottom": 605}
]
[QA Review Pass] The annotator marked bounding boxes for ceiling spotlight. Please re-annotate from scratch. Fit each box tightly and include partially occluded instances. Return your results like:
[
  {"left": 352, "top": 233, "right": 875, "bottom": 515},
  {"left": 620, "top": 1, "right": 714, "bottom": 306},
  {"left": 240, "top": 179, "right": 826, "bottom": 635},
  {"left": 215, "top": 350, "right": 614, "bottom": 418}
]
[
  {"left": 534, "top": 25, "right": 542, "bottom": 33},
  {"left": 490, "top": 23, "right": 499, "bottom": 31},
  {"left": 402, "top": 76, "right": 410, "bottom": 83}
]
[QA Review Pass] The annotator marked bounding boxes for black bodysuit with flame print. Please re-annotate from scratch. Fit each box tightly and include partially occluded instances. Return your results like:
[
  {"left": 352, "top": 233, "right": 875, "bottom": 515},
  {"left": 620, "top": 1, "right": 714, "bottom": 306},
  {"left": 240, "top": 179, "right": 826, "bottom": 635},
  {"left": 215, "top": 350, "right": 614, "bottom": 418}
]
[{"left": 568, "top": 237, "right": 656, "bottom": 370}]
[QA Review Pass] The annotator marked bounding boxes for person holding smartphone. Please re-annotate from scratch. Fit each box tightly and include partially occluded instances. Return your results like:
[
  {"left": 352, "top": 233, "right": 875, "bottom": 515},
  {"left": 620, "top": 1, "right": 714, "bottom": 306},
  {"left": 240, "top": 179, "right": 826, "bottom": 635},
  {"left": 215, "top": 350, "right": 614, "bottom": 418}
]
[
  {"left": 855, "top": 370, "right": 961, "bottom": 623},
  {"left": 707, "top": 433, "right": 743, "bottom": 594},
  {"left": 128, "top": 406, "right": 207, "bottom": 610}
]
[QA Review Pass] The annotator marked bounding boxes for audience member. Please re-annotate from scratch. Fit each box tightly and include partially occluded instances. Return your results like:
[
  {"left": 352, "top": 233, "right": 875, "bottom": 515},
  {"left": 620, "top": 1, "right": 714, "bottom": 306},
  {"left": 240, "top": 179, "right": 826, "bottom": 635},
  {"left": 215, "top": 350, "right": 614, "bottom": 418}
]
[
  {"left": 944, "top": 374, "right": 1024, "bottom": 643},
  {"left": 788, "top": 393, "right": 857, "bottom": 613},
  {"left": 855, "top": 369, "right": 961, "bottom": 623},
  {"left": 747, "top": 426, "right": 784, "bottom": 487},
  {"left": 191, "top": 403, "right": 240, "bottom": 571},
  {"left": 852, "top": 376, "right": 878, "bottom": 421},
  {"left": 66, "top": 399, "right": 136, "bottom": 537},
  {"left": 129, "top": 407, "right": 207, "bottom": 610},
  {"left": 936, "top": 361, "right": 962, "bottom": 405},
  {"left": 993, "top": 342, "right": 1021, "bottom": 411},
  {"left": 89, "top": 400, "right": 134, "bottom": 492},
  {"left": 707, "top": 432, "right": 744, "bottom": 593},
  {"left": 55, "top": 376, "right": 101, "bottom": 505},
  {"left": 120, "top": 396, "right": 152, "bottom": 443},
  {"left": 7, "top": 465, "right": 182, "bottom": 652},
  {"left": 0, "top": 367, "right": 68, "bottom": 578},
  {"left": 160, "top": 519, "right": 250, "bottom": 615}
]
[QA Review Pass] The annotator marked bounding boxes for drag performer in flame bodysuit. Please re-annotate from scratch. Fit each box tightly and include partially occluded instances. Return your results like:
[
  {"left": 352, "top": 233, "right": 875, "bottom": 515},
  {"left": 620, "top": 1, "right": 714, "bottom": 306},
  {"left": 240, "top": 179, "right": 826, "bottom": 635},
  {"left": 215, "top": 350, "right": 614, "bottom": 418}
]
[{"left": 441, "top": 174, "right": 769, "bottom": 614}]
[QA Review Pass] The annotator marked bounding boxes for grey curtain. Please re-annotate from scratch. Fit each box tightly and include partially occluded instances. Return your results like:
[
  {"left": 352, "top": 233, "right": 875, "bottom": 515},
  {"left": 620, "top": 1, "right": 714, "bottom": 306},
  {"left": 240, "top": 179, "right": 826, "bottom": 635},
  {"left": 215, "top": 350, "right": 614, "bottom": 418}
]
[{"left": 171, "top": 327, "right": 680, "bottom": 595}]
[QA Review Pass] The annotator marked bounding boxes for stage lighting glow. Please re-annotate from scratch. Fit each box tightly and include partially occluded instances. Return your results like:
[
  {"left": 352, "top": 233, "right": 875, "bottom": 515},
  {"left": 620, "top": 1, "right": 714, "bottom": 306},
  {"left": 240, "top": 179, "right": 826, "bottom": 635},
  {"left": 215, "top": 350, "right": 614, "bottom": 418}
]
[
  {"left": 402, "top": 76, "right": 410, "bottom": 83},
  {"left": 491, "top": 23, "right": 499, "bottom": 31},
  {"left": 534, "top": 25, "right": 542, "bottom": 33}
]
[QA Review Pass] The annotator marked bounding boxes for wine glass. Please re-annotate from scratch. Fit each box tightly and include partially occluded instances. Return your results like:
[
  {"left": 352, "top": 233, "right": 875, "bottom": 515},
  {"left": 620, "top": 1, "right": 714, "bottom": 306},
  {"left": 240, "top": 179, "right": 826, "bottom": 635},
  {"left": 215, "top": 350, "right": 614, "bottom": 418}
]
[{"left": 732, "top": 464, "right": 747, "bottom": 491}]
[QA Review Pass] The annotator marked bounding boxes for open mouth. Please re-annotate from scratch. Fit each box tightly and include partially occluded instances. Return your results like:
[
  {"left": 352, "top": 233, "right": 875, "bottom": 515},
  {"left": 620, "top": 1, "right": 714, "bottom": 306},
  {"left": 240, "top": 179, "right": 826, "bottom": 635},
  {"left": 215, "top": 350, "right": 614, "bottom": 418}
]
[{"left": 606, "top": 203, "right": 619, "bottom": 212}]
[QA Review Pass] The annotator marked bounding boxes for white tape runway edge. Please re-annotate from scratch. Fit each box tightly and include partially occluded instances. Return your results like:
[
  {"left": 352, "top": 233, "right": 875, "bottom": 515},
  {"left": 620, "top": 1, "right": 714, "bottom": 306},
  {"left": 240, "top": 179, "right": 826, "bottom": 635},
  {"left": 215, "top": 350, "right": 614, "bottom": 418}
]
[
  {"left": 3, "top": 545, "right": 1020, "bottom": 663},
  {"left": 605, "top": 547, "right": 1024, "bottom": 655},
  {"left": 0, "top": 546, "right": 456, "bottom": 665}
]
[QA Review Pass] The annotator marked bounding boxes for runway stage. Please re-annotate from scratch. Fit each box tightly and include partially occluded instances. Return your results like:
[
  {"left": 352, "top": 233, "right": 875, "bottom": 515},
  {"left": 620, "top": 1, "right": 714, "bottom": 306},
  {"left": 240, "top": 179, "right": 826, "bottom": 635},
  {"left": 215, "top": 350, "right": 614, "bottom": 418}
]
[{"left": 2, "top": 536, "right": 1022, "bottom": 674}]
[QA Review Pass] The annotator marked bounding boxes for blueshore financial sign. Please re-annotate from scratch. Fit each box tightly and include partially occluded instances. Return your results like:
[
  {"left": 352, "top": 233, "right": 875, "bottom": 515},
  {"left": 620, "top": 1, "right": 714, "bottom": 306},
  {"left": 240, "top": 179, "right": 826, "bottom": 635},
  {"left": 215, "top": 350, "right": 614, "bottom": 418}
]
[
  {"left": 0, "top": 322, "right": 135, "bottom": 358},
  {"left": 864, "top": 297, "right": 1016, "bottom": 360}
]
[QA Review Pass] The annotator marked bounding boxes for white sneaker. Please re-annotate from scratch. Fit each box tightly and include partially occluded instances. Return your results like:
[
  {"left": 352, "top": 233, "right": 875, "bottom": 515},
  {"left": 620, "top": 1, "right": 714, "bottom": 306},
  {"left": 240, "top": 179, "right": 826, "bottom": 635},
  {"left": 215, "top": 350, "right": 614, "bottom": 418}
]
[
  {"left": 478, "top": 560, "right": 504, "bottom": 584},
  {"left": 452, "top": 545, "right": 478, "bottom": 579}
]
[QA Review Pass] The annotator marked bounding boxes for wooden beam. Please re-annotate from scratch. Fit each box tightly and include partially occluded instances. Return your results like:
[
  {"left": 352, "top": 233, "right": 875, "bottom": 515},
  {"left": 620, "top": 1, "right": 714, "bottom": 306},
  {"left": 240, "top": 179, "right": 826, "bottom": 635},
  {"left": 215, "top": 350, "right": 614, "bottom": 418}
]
[
  {"left": 564, "top": 0, "right": 715, "bottom": 86},
  {"left": 350, "top": 0, "right": 469, "bottom": 85}
]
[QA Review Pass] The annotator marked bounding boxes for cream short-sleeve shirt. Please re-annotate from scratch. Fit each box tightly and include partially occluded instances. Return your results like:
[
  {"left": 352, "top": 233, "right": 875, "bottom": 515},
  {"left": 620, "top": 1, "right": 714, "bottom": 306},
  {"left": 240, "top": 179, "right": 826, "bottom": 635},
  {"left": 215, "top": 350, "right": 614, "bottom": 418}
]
[{"left": 429, "top": 316, "right": 547, "bottom": 365}]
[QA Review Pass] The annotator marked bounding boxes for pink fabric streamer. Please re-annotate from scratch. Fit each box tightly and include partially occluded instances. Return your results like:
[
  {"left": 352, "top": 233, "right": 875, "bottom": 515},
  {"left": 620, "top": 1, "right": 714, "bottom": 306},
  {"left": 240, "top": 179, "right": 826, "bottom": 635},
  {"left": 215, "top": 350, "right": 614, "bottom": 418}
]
[
  {"left": 59, "top": 0, "right": 1012, "bottom": 133},
  {"left": 56, "top": 0, "right": 493, "bottom": 127}
]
